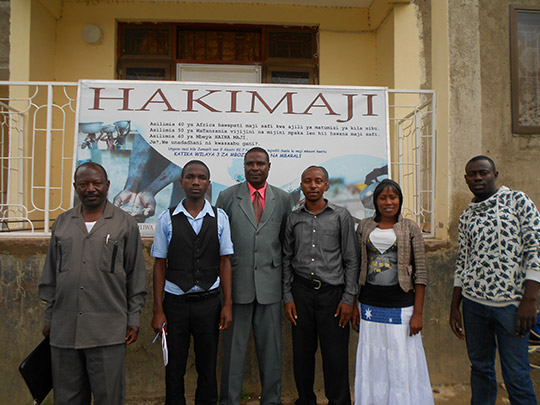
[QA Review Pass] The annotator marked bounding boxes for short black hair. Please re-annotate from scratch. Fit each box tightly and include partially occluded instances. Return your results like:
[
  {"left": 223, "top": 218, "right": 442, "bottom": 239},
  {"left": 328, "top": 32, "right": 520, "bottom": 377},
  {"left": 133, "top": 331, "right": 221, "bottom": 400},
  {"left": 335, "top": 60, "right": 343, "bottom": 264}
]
[
  {"left": 74, "top": 162, "right": 108, "bottom": 182},
  {"left": 466, "top": 155, "right": 497, "bottom": 172},
  {"left": 302, "top": 165, "right": 329, "bottom": 182},
  {"left": 373, "top": 179, "right": 403, "bottom": 222},
  {"left": 181, "top": 160, "right": 210, "bottom": 179},
  {"left": 244, "top": 147, "right": 270, "bottom": 163}
]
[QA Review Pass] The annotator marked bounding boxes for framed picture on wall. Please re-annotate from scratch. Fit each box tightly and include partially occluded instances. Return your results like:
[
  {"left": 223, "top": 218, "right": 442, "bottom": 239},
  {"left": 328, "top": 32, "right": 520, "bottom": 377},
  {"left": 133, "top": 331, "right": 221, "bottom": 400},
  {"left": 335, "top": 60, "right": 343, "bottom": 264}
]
[{"left": 510, "top": 5, "right": 540, "bottom": 134}]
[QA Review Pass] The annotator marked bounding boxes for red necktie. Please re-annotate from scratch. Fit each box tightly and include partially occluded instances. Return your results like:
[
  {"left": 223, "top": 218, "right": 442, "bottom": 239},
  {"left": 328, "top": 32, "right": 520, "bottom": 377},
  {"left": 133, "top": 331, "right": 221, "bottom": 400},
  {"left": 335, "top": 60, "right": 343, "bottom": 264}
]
[{"left": 253, "top": 191, "right": 263, "bottom": 224}]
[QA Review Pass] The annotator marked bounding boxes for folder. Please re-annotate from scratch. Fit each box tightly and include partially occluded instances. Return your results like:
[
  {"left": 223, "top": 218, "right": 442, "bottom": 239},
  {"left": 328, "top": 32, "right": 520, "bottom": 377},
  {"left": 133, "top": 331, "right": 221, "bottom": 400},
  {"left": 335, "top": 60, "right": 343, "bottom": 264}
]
[{"left": 19, "top": 336, "right": 53, "bottom": 405}]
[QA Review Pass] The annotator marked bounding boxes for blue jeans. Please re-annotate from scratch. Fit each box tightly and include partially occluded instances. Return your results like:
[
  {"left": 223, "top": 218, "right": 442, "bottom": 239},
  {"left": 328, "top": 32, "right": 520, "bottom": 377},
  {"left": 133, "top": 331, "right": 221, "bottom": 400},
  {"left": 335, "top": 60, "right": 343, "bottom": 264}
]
[{"left": 462, "top": 297, "right": 537, "bottom": 405}]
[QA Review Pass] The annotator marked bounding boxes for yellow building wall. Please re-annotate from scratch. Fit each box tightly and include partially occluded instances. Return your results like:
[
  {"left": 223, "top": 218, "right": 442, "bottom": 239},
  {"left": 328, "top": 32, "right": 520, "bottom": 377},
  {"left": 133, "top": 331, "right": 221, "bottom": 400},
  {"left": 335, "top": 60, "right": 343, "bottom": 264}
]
[
  {"left": 375, "top": 12, "right": 394, "bottom": 88},
  {"left": 30, "top": 0, "right": 57, "bottom": 81},
  {"left": 11, "top": 0, "right": 450, "bottom": 237},
  {"left": 391, "top": 5, "right": 423, "bottom": 223},
  {"left": 29, "top": 0, "right": 57, "bottom": 214},
  {"left": 10, "top": 0, "right": 31, "bottom": 81},
  {"left": 375, "top": 4, "right": 425, "bottom": 89},
  {"left": 371, "top": 4, "right": 448, "bottom": 238},
  {"left": 8, "top": 0, "right": 56, "bottom": 226},
  {"left": 10, "top": 0, "right": 57, "bottom": 143},
  {"left": 55, "top": 1, "right": 375, "bottom": 84},
  {"left": 38, "top": 0, "right": 62, "bottom": 19},
  {"left": 393, "top": 5, "right": 422, "bottom": 90},
  {"left": 319, "top": 31, "right": 377, "bottom": 86}
]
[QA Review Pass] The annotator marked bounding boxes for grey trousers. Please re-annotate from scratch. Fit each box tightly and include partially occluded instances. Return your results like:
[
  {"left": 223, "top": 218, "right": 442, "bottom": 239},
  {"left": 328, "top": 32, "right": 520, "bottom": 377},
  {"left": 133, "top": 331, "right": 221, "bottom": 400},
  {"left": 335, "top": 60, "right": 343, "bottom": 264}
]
[
  {"left": 51, "top": 343, "right": 126, "bottom": 405},
  {"left": 220, "top": 301, "right": 282, "bottom": 405}
]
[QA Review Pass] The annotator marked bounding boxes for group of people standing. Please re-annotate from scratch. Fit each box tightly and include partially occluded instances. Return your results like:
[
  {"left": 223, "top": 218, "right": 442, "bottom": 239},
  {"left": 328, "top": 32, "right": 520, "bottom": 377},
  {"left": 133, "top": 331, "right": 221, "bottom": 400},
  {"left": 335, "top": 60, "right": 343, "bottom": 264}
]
[{"left": 38, "top": 149, "right": 540, "bottom": 405}]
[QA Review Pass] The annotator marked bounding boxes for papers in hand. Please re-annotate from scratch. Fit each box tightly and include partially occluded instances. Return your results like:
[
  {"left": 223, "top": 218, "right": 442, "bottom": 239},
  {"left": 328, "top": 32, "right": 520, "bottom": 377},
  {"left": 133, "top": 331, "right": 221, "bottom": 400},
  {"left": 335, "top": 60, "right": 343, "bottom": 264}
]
[
  {"left": 161, "top": 326, "right": 168, "bottom": 366},
  {"left": 152, "top": 323, "right": 168, "bottom": 366}
]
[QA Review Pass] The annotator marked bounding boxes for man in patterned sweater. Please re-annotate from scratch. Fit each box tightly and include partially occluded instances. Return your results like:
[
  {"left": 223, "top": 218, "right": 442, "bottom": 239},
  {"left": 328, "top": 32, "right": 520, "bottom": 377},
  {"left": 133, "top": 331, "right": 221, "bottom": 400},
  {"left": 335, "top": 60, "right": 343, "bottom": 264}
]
[{"left": 449, "top": 155, "right": 540, "bottom": 405}]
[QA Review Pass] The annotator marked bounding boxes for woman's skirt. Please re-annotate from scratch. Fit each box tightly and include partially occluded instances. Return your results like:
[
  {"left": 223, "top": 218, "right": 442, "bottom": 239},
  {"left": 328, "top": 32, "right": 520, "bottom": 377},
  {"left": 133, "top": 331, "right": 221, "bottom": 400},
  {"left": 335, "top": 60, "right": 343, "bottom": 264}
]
[{"left": 354, "top": 304, "right": 434, "bottom": 405}]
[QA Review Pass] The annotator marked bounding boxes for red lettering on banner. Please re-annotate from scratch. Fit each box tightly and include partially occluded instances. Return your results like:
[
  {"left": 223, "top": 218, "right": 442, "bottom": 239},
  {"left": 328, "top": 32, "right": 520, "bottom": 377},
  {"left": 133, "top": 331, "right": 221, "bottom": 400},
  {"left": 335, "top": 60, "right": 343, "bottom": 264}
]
[
  {"left": 90, "top": 87, "right": 134, "bottom": 111},
  {"left": 302, "top": 93, "right": 338, "bottom": 116},
  {"left": 226, "top": 90, "right": 242, "bottom": 113},
  {"left": 247, "top": 92, "right": 298, "bottom": 114},
  {"left": 363, "top": 94, "right": 377, "bottom": 116},
  {"left": 336, "top": 94, "right": 356, "bottom": 123},
  {"left": 86, "top": 86, "right": 379, "bottom": 122},
  {"left": 182, "top": 89, "right": 221, "bottom": 112},
  {"left": 138, "top": 89, "right": 179, "bottom": 111}
]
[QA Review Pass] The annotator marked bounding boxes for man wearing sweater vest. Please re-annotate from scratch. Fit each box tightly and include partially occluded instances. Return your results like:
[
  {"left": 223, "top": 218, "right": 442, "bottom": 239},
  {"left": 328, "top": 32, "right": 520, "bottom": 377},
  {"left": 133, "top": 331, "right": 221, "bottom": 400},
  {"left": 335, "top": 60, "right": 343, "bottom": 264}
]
[{"left": 152, "top": 160, "right": 233, "bottom": 405}]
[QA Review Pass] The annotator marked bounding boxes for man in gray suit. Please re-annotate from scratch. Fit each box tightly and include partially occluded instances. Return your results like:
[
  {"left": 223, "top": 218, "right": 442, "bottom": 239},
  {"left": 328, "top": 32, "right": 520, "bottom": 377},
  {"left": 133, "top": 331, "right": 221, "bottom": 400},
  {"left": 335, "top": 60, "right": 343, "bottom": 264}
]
[{"left": 217, "top": 147, "right": 293, "bottom": 405}]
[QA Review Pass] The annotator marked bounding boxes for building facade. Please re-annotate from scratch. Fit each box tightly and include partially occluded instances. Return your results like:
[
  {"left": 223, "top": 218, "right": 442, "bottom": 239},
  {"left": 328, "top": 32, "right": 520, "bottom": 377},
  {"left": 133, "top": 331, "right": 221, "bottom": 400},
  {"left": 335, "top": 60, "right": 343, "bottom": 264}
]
[{"left": 2, "top": 0, "right": 540, "bottom": 402}]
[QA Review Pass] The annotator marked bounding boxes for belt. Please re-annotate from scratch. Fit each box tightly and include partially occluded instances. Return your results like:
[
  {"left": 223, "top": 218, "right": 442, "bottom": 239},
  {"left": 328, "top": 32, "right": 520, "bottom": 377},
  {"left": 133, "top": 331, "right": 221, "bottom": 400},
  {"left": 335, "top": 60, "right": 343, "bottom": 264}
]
[
  {"left": 294, "top": 274, "right": 334, "bottom": 290},
  {"left": 174, "top": 289, "right": 220, "bottom": 301}
]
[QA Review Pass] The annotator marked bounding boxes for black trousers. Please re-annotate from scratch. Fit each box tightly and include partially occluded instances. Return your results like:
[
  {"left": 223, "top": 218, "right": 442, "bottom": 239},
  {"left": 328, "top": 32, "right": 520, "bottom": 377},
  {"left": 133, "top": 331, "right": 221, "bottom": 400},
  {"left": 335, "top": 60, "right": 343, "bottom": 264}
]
[
  {"left": 163, "top": 291, "right": 221, "bottom": 405},
  {"left": 291, "top": 279, "right": 351, "bottom": 405}
]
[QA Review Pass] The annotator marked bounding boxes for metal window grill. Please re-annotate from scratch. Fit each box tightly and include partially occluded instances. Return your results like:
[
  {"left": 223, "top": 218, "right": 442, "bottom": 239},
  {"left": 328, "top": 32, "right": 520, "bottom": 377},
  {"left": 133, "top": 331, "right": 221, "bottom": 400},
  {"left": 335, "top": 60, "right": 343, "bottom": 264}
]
[
  {"left": 389, "top": 90, "right": 436, "bottom": 237},
  {"left": 0, "top": 82, "right": 78, "bottom": 233},
  {"left": 0, "top": 82, "right": 435, "bottom": 236}
]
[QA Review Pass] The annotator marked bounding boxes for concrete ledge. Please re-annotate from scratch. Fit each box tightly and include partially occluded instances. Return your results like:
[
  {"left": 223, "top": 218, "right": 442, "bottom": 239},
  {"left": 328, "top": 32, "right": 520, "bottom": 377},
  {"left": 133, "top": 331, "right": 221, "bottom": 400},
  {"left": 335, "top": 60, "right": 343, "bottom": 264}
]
[{"left": 1, "top": 237, "right": 470, "bottom": 404}]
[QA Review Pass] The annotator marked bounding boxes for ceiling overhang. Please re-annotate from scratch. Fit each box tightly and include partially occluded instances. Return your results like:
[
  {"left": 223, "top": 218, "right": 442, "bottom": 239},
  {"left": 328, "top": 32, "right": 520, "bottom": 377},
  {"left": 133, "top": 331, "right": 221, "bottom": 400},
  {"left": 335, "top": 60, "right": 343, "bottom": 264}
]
[
  {"left": 67, "top": 0, "right": 374, "bottom": 7},
  {"left": 174, "top": 0, "right": 374, "bottom": 6}
]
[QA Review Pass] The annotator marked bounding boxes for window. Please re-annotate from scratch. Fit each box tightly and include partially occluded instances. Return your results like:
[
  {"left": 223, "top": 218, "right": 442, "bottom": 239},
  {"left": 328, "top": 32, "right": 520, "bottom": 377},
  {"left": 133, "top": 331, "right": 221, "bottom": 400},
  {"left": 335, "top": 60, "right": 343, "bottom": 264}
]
[
  {"left": 117, "top": 23, "right": 318, "bottom": 84},
  {"left": 177, "top": 27, "right": 262, "bottom": 63},
  {"left": 510, "top": 5, "right": 540, "bottom": 134},
  {"left": 117, "top": 24, "right": 174, "bottom": 80},
  {"left": 120, "top": 25, "right": 172, "bottom": 57},
  {"left": 269, "top": 70, "right": 311, "bottom": 84},
  {"left": 176, "top": 63, "right": 261, "bottom": 83}
]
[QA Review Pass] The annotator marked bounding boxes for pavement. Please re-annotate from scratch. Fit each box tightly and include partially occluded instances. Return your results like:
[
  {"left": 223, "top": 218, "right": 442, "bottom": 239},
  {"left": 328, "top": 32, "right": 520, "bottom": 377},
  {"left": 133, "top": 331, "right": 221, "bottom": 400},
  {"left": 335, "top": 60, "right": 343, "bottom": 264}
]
[
  {"left": 126, "top": 383, "right": 512, "bottom": 404},
  {"left": 127, "top": 349, "right": 540, "bottom": 404}
]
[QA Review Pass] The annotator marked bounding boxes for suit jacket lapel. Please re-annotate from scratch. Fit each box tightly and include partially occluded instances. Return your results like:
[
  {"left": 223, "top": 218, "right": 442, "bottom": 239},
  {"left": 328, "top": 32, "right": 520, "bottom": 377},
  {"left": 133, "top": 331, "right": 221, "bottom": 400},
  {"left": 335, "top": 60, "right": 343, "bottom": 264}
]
[
  {"left": 237, "top": 182, "right": 258, "bottom": 229},
  {"left": 258, "top": 185, "right": 276, "bottom": 229}
]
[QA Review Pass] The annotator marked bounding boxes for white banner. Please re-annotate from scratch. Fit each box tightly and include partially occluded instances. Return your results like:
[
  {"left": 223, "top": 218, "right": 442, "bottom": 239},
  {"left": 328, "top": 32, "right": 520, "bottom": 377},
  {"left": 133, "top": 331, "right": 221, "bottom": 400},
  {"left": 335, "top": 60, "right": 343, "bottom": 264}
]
[{"left": 75, "top": 80, "right": 389, "bottom": 236}]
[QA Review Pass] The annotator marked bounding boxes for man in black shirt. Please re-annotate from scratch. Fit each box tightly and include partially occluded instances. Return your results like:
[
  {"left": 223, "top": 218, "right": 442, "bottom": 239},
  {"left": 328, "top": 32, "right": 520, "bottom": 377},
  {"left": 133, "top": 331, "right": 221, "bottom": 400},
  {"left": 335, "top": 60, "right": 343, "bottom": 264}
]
[{"left": 282, "top": 165, "right": 358, "bottom": 405}]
